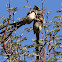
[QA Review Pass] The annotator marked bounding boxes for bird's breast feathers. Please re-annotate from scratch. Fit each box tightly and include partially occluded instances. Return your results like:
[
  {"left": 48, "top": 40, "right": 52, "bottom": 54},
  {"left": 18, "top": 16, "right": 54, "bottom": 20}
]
[{"left": 28, "top": 12, "right": 35, "bottom": 20}]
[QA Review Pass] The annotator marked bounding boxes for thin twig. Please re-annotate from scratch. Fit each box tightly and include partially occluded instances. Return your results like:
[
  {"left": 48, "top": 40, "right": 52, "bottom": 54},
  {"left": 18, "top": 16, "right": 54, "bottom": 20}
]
[
  {"left": 2, "top": 0, "right": 11, "bottom": 59},
  {"left": 26, "top": 0, "right": 32, "bottom": 10},
  {"left": 42, "top": 0, "right": 45, "bottom": 14}
]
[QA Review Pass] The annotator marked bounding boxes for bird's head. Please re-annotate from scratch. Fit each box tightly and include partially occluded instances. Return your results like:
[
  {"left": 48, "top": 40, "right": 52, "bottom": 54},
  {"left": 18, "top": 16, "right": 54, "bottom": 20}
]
[{"left": 33, "top": 5, "right": 40, "bottom": 10}]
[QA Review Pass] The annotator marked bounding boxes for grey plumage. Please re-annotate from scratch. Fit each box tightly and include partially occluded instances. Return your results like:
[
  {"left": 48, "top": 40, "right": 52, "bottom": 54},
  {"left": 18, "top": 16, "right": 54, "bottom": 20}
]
[
  {"left": 33, "top": 6, "right": 44, "bottom": 45},
  {"left": 33, "top": 10, "right": 44, "bottom": 34},
  {"left": 33, "top": 21, "right": 43, "bottom": 34},
  {"left": 25, "top": 10, "right": 36, "bottom": 24}
]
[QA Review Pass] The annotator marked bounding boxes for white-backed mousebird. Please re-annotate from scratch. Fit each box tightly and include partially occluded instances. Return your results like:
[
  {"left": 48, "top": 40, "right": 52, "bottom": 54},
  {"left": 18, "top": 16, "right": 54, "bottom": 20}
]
[
  {"left": 0, "top": 7, "right": 37, "bottom": 40},
  {"left": 0, "top": 10, "right": 36, "bottom": 34},
  {"left": 33, "top": 6, "right": 45, "bottom": 44}
]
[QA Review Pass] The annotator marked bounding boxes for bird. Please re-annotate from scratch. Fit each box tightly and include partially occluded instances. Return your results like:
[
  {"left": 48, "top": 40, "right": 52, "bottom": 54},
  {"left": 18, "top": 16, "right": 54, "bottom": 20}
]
[
  {"left": 33, "top": 5, "right": 44, "bottom": 44},
  {"left": 0, "top": 9, "right": 36, "bottom": 34}
]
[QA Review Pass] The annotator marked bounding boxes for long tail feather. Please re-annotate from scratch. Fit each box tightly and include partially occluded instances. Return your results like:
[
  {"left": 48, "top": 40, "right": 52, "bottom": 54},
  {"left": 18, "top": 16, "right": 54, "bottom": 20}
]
[{"left": 0, "top": 21, "right": 25, "bottom": 34}]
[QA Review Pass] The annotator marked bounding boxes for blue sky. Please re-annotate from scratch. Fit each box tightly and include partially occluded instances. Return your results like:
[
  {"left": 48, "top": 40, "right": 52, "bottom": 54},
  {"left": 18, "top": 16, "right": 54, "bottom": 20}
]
[{"left": 0, "top": 0, "right": 62, "bottom": 61}]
